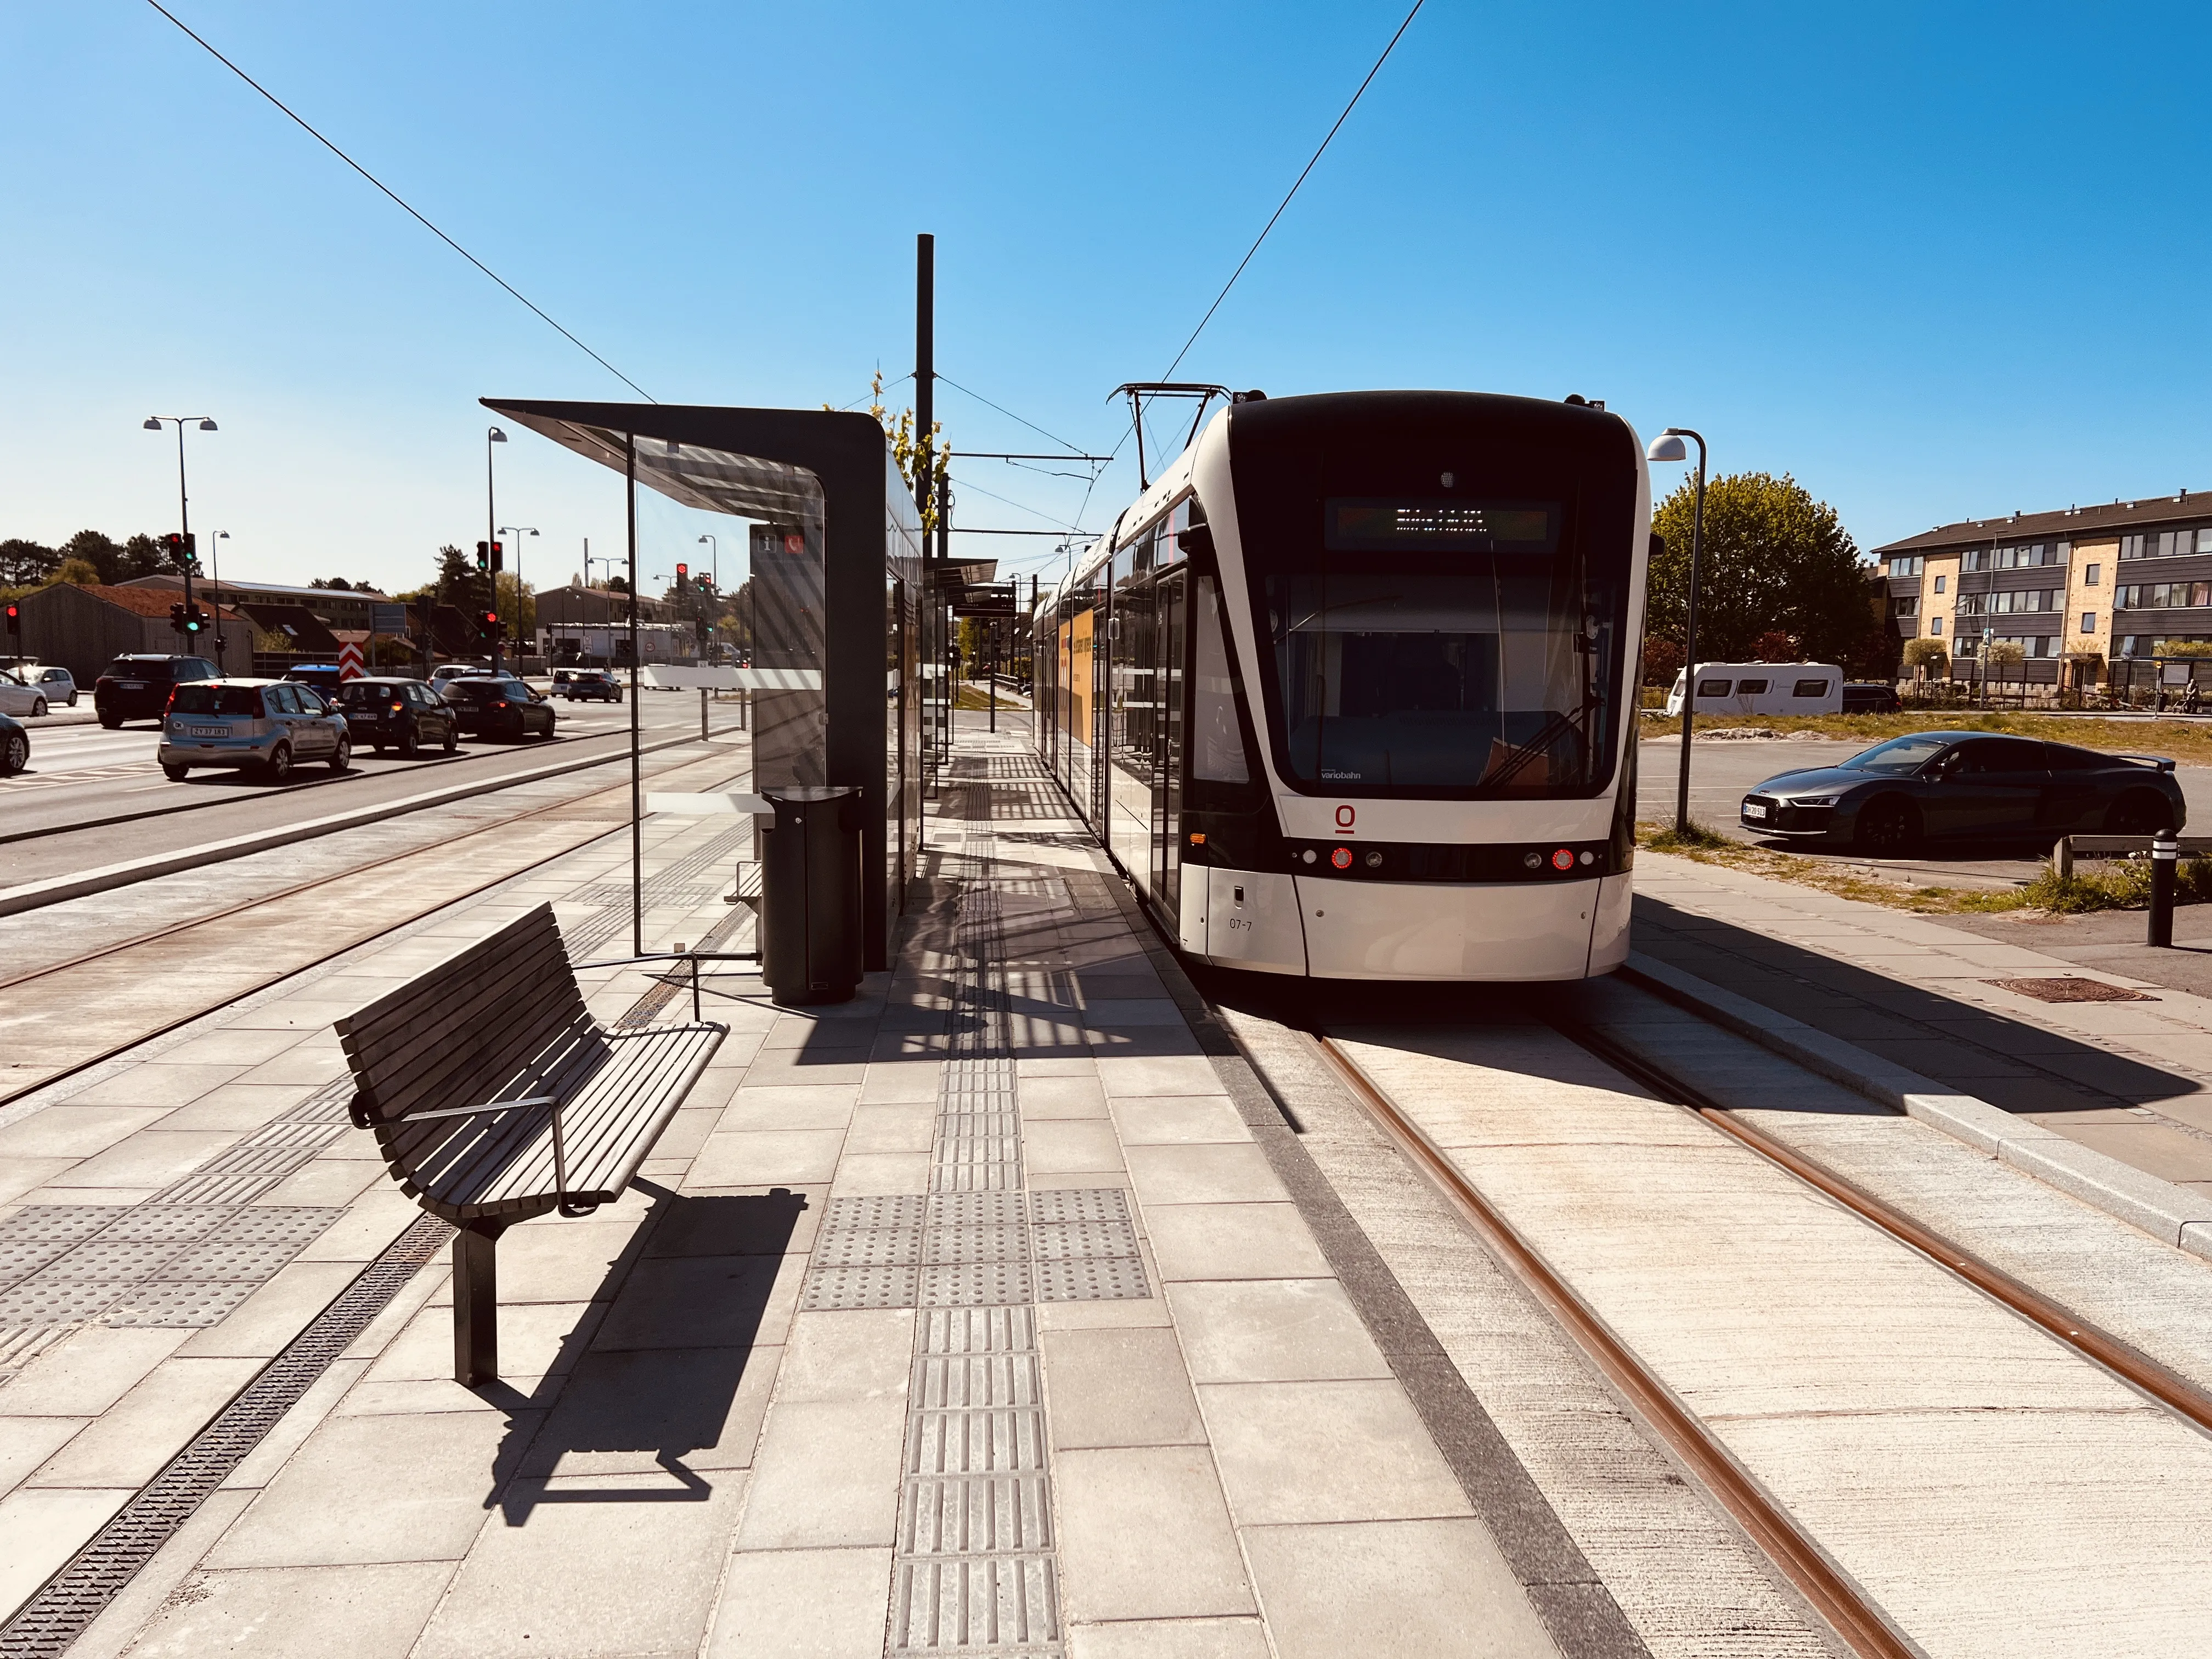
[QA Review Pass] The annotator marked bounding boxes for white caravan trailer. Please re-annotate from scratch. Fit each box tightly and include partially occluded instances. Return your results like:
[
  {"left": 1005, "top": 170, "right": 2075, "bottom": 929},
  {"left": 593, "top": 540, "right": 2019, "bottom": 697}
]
[{"left": 1664, "top": 663, "right": 1843, "bottom": 717}]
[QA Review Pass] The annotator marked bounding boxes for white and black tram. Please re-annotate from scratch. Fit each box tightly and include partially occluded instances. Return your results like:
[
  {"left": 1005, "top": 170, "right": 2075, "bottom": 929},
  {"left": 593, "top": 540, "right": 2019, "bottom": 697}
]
[{"left": 1031, "top": 389, "right": 1652, "bottom": 980}]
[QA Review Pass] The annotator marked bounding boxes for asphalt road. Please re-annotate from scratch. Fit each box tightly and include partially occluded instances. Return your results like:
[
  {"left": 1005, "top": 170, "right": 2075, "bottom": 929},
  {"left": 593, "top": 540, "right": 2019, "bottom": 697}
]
[
  {"left": 1638, "top": 733, "right": 2212, "bottom": 888},
  {"left": 0, "top": 692, "right": 716, "bottom": 888}
]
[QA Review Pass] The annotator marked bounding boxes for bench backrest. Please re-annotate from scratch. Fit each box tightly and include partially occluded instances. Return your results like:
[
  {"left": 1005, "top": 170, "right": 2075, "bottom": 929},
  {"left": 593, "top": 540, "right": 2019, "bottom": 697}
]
[{"left": 336, "top": 903, "right": 592, "bottom": 1129}]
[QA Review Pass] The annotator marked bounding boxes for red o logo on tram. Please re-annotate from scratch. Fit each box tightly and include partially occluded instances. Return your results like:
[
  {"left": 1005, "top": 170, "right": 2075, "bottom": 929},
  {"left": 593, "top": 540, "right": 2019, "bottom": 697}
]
[{"left": 1335, "top": 804, "right": 1355, "bottom": 830}]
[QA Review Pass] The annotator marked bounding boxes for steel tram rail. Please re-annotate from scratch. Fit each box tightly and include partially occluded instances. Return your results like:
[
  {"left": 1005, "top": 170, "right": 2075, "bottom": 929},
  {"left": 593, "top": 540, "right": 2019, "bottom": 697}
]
[
  {"left": 1304, "top": 1005, "right": 2212, "bottom": 1657},
  {"left": 1305, "top": 1028, "right": 1916, "bottom": 1659},
  {"left": 0, "top": 740, "right": 753, "bottom": 1111}
]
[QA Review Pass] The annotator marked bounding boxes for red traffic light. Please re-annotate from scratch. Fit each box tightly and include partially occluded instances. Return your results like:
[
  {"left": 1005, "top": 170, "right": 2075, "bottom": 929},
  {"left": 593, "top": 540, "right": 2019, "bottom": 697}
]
[{"left": 676, "top": 563, "right": 687, "bottom": 581}]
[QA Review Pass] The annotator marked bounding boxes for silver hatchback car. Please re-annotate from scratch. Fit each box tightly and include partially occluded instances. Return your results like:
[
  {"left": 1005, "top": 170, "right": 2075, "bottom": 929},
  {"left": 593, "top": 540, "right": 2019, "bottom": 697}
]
[{"left": 159, "top": 679, "right": 352, "bottom": 782}]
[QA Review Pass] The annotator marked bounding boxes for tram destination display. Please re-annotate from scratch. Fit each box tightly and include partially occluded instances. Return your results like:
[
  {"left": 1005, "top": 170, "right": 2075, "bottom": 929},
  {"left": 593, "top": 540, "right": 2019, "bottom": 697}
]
[{"left": 1324, "top": 498, "right": 1558, "bottom": 554}]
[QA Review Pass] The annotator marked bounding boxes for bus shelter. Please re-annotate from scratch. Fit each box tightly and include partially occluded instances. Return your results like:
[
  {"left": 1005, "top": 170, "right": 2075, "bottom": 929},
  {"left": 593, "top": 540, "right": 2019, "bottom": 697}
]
[{"left": 482, "top": 398, "right": 925, "bottom": 969}]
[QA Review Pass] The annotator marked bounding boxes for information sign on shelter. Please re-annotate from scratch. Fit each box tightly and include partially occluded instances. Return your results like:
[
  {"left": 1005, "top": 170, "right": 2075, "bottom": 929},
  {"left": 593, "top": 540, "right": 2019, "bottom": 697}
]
[
  {"left": 337, "top": 642, "right": 365, "bottom": 681},
  {"left": 370, "top": 603, "right": 409, "bottom": 636}
]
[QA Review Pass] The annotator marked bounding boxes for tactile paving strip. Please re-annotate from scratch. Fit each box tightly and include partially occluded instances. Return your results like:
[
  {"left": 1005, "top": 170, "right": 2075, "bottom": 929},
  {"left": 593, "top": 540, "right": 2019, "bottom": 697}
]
[{"left": 0, "top": 1214, "right": 453, "bottom": 1659}]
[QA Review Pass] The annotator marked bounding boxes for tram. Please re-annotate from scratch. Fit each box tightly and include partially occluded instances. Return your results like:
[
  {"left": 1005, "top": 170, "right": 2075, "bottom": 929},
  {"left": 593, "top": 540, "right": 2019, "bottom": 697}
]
[{"left": 1031, "top": 389, "right": 1651, "bottom": 980}]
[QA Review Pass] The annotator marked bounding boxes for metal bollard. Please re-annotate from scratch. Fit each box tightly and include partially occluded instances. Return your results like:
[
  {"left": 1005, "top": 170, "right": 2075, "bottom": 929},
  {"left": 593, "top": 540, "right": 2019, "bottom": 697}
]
[{"left": 2149, "top": 832, "right": 2179, "bottom": 947}]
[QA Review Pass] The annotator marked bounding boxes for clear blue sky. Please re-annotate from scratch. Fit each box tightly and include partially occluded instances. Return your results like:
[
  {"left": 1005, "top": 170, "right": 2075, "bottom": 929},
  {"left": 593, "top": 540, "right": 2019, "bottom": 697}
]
[{"left": 5, "top": 1, "right": 2209, "bottom": 596}]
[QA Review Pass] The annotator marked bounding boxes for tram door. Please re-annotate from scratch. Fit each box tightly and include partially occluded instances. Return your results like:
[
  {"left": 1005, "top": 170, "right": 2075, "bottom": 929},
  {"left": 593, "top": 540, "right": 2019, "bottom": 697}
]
[{"left": 1152, "top": 571, "right": 1186, "bottom": 911}]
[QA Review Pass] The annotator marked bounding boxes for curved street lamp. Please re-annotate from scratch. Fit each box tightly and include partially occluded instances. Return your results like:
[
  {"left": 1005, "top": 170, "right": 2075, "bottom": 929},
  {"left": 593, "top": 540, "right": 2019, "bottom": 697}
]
[{"left": 1646, "top": 427, "right": 1707, "bottom": 835}]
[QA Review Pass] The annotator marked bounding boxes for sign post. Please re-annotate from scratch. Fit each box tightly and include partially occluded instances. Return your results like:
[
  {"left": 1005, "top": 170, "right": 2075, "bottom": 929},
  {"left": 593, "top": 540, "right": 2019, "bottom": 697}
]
[{"left": 337, "top": 641, "right": 365, "bottom": 682}]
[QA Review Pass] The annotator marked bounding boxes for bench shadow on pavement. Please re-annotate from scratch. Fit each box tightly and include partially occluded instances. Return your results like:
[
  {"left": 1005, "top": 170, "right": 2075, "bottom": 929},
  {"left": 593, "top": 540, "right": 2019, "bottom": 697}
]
[
  {"left": 1630, "top": 893, "right": 2200, "bottom": 1114},
  {"left": 486, "top": 1181, "right": 806, "bottom": 1525}
]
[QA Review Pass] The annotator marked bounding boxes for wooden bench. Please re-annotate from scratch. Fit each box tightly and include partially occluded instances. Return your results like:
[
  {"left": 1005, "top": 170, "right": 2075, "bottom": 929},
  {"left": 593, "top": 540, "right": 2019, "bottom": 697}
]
[{"left": 335, "top": 902, "right": 726, "bottom": 1385}]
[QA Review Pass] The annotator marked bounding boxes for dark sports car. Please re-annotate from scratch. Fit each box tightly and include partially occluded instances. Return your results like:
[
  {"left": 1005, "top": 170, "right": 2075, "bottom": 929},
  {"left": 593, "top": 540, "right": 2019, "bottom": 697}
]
[{"left": 1741, "top": 732, "right": 2186, "bottom": 852}]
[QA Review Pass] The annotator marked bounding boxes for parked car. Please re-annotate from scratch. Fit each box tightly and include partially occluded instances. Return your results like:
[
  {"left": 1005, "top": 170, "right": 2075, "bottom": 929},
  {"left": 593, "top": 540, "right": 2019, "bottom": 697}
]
[
  {"left": 284, "top": 664, "right": 346, "bottom": 693},
  {"left": 158, "top": 679, "right": 352, "bottom": 782},
  {"left": 2, "top": 664, "right": 77, "bottom": 707},
  {"left": 1841, "top": 681, "right": 1901, "bottom": 714},
  {"left": 561, "top": 669, "right": 623, "bottom": 703},
  {"left": 95, "top": 654, "right": 220, "bottom": 727},
  {"left": 0, "top": 669, "right": 50, "bottom": 718},
  {"left": 431, "top": 663, "right": 495, "bottom": 686},
  {"left": 1741, "top": 732, "right": 2187, "bottom": 852},
  {"left": 0, "top": 711, "right": 25, "bottom": 776},
  {"left": 438, "top": 675, "right": 556, "bottom": 741},
  {"left": 335, "top": 676, "right": 460, "bottom": 756}
]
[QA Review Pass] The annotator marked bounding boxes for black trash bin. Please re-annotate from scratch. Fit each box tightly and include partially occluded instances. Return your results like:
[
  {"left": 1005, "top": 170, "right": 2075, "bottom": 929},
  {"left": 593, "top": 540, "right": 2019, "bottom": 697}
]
[{"left": 757, "top": 785, "right": 865, "bottom": 1005}]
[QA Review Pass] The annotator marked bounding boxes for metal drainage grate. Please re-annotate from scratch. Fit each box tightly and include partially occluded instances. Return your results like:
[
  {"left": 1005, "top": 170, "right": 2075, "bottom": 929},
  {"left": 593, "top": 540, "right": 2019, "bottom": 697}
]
[
  {"left": 0, "top": 1214, "right": 453, "bottom": 1659},
  {"left": 1983, "top": 975, "right": 2157, "bottom": 1004}
]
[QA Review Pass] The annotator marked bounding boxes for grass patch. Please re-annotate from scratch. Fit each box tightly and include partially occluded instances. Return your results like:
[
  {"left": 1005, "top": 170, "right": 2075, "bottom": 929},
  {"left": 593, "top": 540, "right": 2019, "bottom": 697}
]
[
  {"left": 1637, "top": 708, "right": 2212, "bottom": 763},
  {"left": 1634, "top": 820, "right": 2212, "bottom": 917},
  {"left": 1640, "top": 820, "right": 1734, "bottom": 853}
]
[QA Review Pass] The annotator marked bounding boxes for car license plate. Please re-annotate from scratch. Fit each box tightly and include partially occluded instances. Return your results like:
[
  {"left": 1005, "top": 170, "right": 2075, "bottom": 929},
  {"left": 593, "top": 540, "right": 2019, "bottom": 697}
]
[
  {"left": 189, "top": 725, "right": 227, "bottom": 738},
  {"left": 119, "top": 680, "right": 145, "bottom": 690},
  {"left": 1743, "top": 802, "right": 1768, "bottom": 820}
]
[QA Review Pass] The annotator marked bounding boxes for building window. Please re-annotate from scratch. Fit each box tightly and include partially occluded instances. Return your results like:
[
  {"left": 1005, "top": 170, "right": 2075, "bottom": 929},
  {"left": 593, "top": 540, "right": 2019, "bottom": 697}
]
[
  {"left": 1955, "top": 589, "right": 2057, "bottom": 616},
  {"left": 1889, "top": 596, "right": 1920, "bottom": 619},
  {"left": 1888, "top": 555, "right": 1924, "bottom": 577},
  {"left": 1933, "top": 574, "right": 1946, "bottom": 594},
  {"left": 1963, "top": 541, "right": 2066, "bottom": 572},
  {"left": 2119, "top": 528, "right": 2212, "bottom": 561},
  {"left": 2085, "top": 562, "right": 2100, "bottom": 586},
  {"left": 1931, "top": 617, "right": 1943, "bottom": 636},
  {"left": 2081, "top": 612, "right": 2097, "bottom": 634},
  {"left": 2117, "top": 580, "right": 2212, "bottom": 609}
]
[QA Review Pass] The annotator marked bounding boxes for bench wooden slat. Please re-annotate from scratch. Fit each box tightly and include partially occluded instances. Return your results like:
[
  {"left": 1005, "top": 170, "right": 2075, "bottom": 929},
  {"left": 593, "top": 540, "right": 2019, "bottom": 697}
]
[
  {"left": 335, "top": 902, "right": 729, "bottom": 1384},
  {"left": 338, "top": 916, "right": 584, "bottom": 1119},
  {"left": 338, "top": 924, "right": 575, "bottom": 1078}
]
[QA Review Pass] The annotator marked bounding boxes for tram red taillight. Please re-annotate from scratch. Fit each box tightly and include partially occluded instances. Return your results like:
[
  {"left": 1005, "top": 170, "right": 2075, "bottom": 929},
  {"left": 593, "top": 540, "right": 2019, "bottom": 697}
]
[
  {"left": 1331, "top": 847, "right": 1353, "bottom": 870},
  {"left": 1551, "top": 848, "right": 1574, "bottom": 871}
]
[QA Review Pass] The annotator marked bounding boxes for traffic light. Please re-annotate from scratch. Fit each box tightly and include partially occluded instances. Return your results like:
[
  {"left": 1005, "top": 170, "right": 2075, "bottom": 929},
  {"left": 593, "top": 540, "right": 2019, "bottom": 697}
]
[
  {"left": 180, "top": 532, "right": 198, "bottom": 572},
  {"left": 169, "top": 602, "right": 187, "bottom": 635},
  {"left": 475, "top": 541, "right": 490, "bottom": 573},
  {"left": 697, "top": 573, "right": 714, "bottom": 595},
  {"left": 479, "top": 610, "right": 500, "bottom": 645},
  {"left": 183, "top": 605, "right": 206, "bottom": 636},
  {"left": 490, "top": 540, "right": 503, "bottom": 575},
  {"left": 676, "top": 562, "right": 688, "bottom": 586},
  {"left": 3, "top": 601, "right": 19, "bottom": 643}
]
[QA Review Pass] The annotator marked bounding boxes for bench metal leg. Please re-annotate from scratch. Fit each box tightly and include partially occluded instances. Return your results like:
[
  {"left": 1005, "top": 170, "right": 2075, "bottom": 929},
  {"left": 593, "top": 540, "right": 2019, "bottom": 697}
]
[{"left": 453, "top": 1222, "right": 507, "bottom": 1387}]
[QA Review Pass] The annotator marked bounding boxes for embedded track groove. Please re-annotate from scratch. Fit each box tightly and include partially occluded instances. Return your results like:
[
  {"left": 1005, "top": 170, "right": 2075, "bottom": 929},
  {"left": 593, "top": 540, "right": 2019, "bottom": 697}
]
[
  {"left": 0, "top": 739, "right": 751, "bottom": 1111},
  {"left": 1308, "top": 1029, "right": 1915, "bottom": 1659}
]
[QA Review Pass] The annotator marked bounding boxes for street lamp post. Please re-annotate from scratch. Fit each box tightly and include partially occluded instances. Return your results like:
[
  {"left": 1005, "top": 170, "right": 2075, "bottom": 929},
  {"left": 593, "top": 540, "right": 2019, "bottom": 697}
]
[
  {"left": 1646, "top": 427, "right": 1707, "bottom": 836},
  {"left": 486, "top": 426, "right": 507, "bottom": 672},
  {"left": 144, "top": 415, "right": 217, "bottom": 660},
  {"left": 499, "top": 524, "right": 538, "bottom": 666}
]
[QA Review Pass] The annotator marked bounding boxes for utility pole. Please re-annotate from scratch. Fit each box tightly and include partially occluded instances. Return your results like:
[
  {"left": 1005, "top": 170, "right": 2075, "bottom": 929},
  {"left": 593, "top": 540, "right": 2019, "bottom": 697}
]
[{"left": 916, "top": 232, "right": 937, "bottom": 772}]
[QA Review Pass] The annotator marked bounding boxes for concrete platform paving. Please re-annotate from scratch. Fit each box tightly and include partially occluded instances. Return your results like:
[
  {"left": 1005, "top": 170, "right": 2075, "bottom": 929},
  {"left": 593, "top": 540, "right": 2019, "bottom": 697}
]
[
  {"left": 1635, "top": 849, "right": 2212, "bottom": 1197},
  {"left": 2, "top": 724, "right": 1621, "bottom": 1659}
]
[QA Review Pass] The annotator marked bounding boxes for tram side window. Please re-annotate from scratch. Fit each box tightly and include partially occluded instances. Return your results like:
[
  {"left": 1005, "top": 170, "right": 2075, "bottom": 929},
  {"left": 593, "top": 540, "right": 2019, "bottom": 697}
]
[{"left": 1193, "top": 574, "right": 1250, "bottom": 783}]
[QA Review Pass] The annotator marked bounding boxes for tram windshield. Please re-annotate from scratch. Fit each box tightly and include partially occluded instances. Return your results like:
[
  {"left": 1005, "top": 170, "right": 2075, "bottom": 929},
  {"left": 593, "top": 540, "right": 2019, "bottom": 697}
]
[{"left": 1261, "top": 499, "right": 1625, "bottom": 795}]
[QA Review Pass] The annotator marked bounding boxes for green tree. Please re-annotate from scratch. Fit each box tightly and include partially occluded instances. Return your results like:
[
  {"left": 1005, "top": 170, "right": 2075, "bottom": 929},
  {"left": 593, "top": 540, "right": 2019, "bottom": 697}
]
[
  {"left": 433, "top": 544, "right": 487, "bottom": 612},
  {"left": 123, "top": 534, "right": 168, "bottom": 578},
  {"left": 1900, "top": 637, "right": 1948, "bottom": 678},
  {"left": 61, "top": 530, "right": 125, "bottom": 585},
  {"left": 0, "top": 539, "right": 57, "bottom": 586},
  {"left": 1647, "top": 473, "right": 1886, "bottom": 672},
  {"left": 493, "top": 573, "right": 535, "bottom": 640},
  {"left": 49, "top": 557, "right": 101, "bottom": 586}
]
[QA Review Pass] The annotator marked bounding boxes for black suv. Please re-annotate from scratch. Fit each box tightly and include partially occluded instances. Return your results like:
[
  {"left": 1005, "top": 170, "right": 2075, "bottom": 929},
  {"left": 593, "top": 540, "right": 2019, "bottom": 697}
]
[
  {"left": 95, "top": 654, "right": 219, "bottom": 727},
  {"left": 562, "top": 669, "right": 623, "bottom": 703},
  {"left": 439, "top": 676, "right": 556, "bottom": 741},
  {"left": 335, "top": 676, "right": 461, "bottom": 756}
]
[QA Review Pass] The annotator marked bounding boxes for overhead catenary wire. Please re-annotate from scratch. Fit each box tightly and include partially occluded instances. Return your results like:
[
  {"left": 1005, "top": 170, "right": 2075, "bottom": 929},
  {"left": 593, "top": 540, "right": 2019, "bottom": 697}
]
[
  {"left": 143, "top": 0, "right": 656, "bottom": 403},
  {"left": 1078, "top": 0, "right": 1428, "bottom": 527}
]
